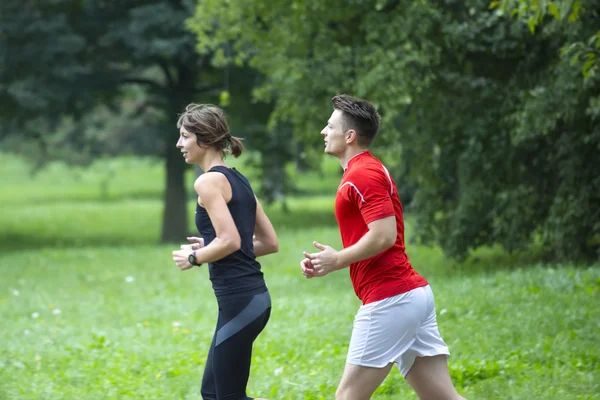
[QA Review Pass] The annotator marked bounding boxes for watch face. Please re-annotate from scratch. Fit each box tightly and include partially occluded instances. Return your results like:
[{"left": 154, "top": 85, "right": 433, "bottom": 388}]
[{"left": 188, "top": 253, "right": 196, "bottom": 265}]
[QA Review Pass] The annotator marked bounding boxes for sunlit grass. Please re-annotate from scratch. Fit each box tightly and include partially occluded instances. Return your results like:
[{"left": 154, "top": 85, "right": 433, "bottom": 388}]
[
  {"left": 1, "top": 152, "right": 599, "bottom": 399},
  {"left": 1, "top": 242, "right": 599, "bottom": 399}
]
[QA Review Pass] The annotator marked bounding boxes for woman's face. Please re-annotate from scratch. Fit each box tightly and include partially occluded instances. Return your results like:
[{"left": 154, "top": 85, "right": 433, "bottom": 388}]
[{"left": 176, "top": 126, "right": 205, "bottom": 164}]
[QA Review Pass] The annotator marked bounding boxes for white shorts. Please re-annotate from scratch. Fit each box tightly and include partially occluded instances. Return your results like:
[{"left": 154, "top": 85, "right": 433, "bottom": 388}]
[{"left": 346, "top": 285, "right": 450, "bottom": 377}]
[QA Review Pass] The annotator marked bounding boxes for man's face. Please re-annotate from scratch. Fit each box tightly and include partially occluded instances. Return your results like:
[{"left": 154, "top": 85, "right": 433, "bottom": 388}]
[{"left": 320, "top": 109, "right": 347, "bottom": 157}]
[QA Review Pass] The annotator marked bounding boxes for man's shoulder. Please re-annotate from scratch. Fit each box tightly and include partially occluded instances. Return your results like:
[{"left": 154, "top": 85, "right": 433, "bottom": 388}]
[{"left": 347, "top": 156, "right": 387, "bottom": 180}]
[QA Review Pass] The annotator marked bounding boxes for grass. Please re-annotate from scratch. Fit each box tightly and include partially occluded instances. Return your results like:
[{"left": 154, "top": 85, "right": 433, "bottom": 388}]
[{"left": 1, "top": 152, "right": 599, "bottom": 399}]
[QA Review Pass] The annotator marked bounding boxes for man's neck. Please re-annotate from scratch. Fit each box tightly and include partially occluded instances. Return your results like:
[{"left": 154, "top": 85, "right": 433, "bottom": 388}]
[{"left": 339, "top": 147, "right": 369, "bottom": 169}]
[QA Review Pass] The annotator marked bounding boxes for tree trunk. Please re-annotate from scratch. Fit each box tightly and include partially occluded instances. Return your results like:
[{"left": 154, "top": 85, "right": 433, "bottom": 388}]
[
  {"left": 159, "top": 62, "right": 199, "bottom": 243},
  {"left": 160, "top": 127, "right": 188, "bottom": 243}
]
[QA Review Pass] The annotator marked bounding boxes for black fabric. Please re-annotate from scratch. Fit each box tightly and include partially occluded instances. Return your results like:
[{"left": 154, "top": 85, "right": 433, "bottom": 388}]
[
  {"left": 201, "top": 289, "right": 271, "bottom": 400},
  {"left": 195, "top": 166, "right": 266, "bottom": 297}
]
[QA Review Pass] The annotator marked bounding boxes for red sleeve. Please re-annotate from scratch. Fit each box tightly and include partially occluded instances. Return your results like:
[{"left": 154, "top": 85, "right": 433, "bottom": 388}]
[{"left": 345, "top": 167, "right": 394, "bottom": 224}]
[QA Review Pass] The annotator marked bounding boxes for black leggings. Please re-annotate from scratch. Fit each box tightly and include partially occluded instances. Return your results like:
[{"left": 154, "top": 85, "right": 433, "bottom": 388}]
[{"left": 201, "top": 290, "right": 271, "bottom": 400}]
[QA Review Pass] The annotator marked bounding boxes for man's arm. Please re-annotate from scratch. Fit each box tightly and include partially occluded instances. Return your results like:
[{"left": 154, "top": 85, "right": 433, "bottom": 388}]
[
  {"left": 303, "top": 216, "right": 396, "bottom": 277},
  {"left": 337, "top": 216, "right": 396, "bottom": 267}
]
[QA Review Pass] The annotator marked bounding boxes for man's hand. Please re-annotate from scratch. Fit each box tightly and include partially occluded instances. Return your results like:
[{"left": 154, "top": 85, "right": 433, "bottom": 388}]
[
  {"left": 300, "top": 257, "right": 317, "bottom": 279},
  {"left": 302, "top": 241, "right": 343, "bottom": 277}
]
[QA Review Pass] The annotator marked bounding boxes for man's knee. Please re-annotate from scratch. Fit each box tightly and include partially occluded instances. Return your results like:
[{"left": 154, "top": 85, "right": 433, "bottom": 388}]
[
  {"left": 336, "top": 385, "right": 368, "bottom": 400},
  {"left": 415, "top": 387, "right": 464, "bottom": 400},
  {"left": 419, "top": 395, "right": 464, "bottom": 400},
  {"left": 335, "top": 386, "right": 350, "bottom": 400}
]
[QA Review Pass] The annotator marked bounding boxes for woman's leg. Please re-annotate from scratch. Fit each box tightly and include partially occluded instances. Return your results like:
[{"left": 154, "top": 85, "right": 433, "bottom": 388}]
[
  {"left": 200, "top": 332, "right": 217, "bottom": 400},
  {"left": 211, "top": 291, "right": 271, "bottom": 399}
]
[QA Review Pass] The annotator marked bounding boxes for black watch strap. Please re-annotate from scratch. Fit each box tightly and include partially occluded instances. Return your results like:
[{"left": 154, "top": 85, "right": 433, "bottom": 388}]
[{"left": 188, "top": 251, "right": 202, "bottom": 266}]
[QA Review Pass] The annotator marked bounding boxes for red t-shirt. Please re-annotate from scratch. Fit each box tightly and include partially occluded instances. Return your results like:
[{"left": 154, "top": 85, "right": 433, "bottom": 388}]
[{"left": 335, "top": 151, "right": 428, "bottom": 305}]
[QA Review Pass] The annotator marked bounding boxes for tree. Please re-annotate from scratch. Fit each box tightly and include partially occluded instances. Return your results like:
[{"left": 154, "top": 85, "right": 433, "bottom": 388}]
[
  {"left": 190, "top": 0, "right": 599, "bottom": 261},
  {"left": 1, "top": 0, "right": 228, "bottom": 242},
  {"left": 489, "top": 0, "right": 600, "bottom": 260}
]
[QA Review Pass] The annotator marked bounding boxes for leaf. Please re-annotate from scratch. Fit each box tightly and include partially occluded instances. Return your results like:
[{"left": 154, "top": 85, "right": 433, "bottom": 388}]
[
  {"left": 527, "top": 18, "right": 536, "bottom": 34},
  {"left": 568, "top": 1, "right": 582, "bottom": 22},
  {"left": 589, "top": 31, "right": 600, "bottom": 49},
  {"left": 219, "top": 90, "right": 230, "bottom": 107},
  {"left": 547, "top": 3, "right": 560, "bottom": 20},
  {"left": 582, "top": 59, "right": 596, "bottom": 78}
]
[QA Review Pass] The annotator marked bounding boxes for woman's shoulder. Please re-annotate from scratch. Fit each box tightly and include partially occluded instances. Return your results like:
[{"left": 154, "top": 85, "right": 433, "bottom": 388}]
[{"left": 194, "top": 170, "right": 229, "bottom": 193}]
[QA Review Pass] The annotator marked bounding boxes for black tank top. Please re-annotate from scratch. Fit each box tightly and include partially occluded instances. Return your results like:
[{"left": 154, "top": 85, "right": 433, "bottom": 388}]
[{"left": 195, "top": 166, "right": 266, "bottom": 297}]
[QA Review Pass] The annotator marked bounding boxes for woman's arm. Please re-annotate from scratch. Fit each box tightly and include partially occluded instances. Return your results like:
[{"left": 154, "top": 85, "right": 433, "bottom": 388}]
[
  {"left": 173, "top": 172, "right": 241, "bottom": 270},
  {"left": 192, "top": 172, "right": 242, "bottom": 263},
  {"left": 253, "top": 197, "right": 279, "bottom": 257}
]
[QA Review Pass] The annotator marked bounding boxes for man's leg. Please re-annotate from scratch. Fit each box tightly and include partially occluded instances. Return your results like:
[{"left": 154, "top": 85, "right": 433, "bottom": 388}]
[
  {"left": 335, "top": 362, "right": 394, "bottom": 400},
  {"left": 341, "top": 288, "right": 428, "bottom": 400},
  {"left": 405, "top": 355, "right": 465, "bottom": 400}
]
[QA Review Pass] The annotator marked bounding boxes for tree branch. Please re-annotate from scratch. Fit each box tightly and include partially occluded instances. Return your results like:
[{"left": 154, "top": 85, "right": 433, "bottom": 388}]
[
  {"left": 158, "top": 58, "right": 175, "bottom": 88},
  {"left": 380, "top": 0, "right": 400, "bottom": 13},
  {"left": 120, "top": 78, "right": 164, "bottom": 91},
  {"left": 193, "top": 84, "right": 222, "bottom": 94}
]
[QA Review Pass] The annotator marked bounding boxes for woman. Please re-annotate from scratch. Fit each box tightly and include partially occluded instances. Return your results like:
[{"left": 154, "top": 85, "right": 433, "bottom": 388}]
[{"left": 172, "top": 104, "right": 278, "bottom": 400}]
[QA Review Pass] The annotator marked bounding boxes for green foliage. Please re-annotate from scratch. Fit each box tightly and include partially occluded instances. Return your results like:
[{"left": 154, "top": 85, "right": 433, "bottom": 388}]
[
  {"left": 0, "top": 0, "right": 204, "bottom": 139},
  {"left": 190, "top": 0, "right": 600, "bottom": 262},
  {"left": 1, "top": 0, "right": 284, "bottom": 242},
  {"left": 0, "top": 0, "right": 221, "bottom": 242},
  {"left": 494, "top": 0, "right": 599, "bottom": 80}
]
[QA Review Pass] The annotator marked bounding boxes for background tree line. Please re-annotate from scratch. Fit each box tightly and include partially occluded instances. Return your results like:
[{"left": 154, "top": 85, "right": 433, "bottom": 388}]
[{"left": 1, "top": 0, "right": 598, "bottom": 262}]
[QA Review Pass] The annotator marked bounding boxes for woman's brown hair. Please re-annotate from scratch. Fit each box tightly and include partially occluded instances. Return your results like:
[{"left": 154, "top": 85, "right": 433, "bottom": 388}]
[{"left": 177, "top": 103, "right": 244, "bottom": 157}]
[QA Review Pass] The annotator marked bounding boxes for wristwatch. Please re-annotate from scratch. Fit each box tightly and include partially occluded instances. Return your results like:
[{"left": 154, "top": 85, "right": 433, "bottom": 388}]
[{"left": 188, "top": 251, "right": 202, "bottom": 266}]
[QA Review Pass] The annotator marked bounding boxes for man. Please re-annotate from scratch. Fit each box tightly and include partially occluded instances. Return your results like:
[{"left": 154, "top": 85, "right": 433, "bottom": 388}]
[{"left": 301, "top": 95, "right": 465, "bottom": 400}]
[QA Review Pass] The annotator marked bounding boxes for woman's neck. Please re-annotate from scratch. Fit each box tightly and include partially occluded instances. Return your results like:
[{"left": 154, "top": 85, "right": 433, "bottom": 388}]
[{"left": 199, "top": 152, "right": 227, "bottom": 172}]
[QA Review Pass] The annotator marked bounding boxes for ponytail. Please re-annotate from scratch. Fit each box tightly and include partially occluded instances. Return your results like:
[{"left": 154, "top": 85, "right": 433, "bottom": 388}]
[{"left": 228, "top": 136, "right": 245, "bottom": 158}]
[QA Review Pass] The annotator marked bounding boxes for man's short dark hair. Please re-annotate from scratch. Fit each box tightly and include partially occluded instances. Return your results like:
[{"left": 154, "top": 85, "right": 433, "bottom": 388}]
[{"left": 332, "top": 94, "right": 381, "bottom": 147}]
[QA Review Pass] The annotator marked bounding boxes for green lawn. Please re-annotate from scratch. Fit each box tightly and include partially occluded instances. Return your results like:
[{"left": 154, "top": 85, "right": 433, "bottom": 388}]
[{"left": 1, "top": 153, "right": 598, "bottom": 399}]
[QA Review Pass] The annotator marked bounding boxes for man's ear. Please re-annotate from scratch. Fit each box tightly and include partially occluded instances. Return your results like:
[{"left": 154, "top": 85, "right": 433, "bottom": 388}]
[{"left": 345, "top": 129, "right": 357, "bottom": 144}]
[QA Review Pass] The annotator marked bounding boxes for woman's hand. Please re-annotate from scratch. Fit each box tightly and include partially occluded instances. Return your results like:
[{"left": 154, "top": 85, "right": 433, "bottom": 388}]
[
  {"left": 173, "top": 237, "right": 205, "bottom": 271},
  {"left": 183, "top": 236, "right": 204, "bottom": 250}
]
